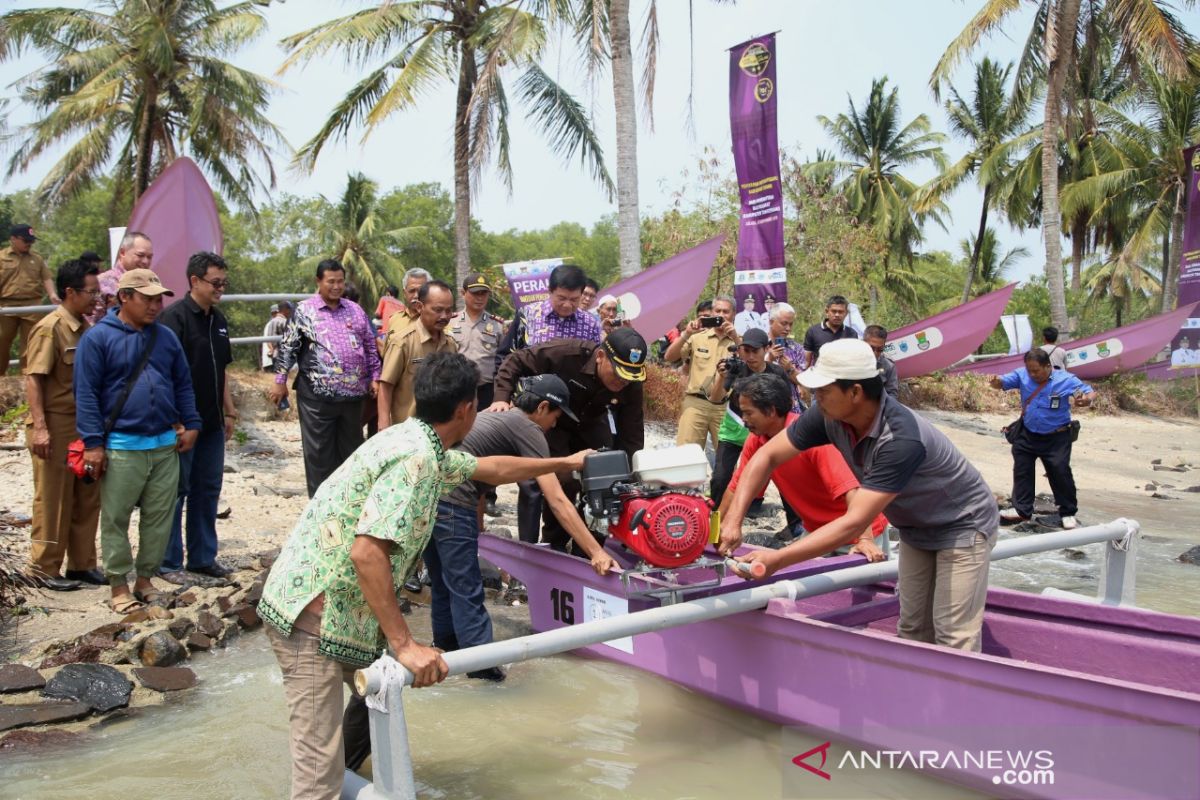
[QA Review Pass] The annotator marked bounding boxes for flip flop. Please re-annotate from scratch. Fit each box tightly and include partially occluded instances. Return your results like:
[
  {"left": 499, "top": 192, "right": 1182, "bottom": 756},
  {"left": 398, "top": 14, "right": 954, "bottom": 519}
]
[
  {"left": 109, "top": 596, "right": 145, "bottom": 614},
  {"left": 133, "top": 588, "right": 168, "bottom": 605}
]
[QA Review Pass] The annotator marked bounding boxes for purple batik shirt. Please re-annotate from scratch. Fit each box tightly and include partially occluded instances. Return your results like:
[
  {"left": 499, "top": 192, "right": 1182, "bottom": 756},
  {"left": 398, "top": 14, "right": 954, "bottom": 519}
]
[
  {"left": 524, "top": 299, "right": 602, "bottom": 345},
  {"left": 274, "top": 296, "right": 381, "bottom": 401}
]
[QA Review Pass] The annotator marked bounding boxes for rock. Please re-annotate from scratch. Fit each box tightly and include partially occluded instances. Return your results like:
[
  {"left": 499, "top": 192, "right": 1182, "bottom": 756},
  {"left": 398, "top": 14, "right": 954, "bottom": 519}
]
[
  {"left": 87, "top": 622, "right": 126, "bottom": 640},
  {"left": 232, "top": 605, "right": 261, "bottom": 629},
  {"left": 1178, "top": 545, "right": 1200, "bottom": 566},
  {"left": 1144, "top": 483, "right": 1157, "bottom": 491},
  {"left": 258, "top": 549, "right": 280, "bottom": 570},
  {"left": 398, "top": 597, "right": 412, "bottom": 615},
  {"left": 0, "top": 729, "right": 79, "bottom": 750},
  {"left": 1185, "top": 486, "right": 1200, "bottom": 493},
  {"left": 175, "top": 590, "right": 199, "bottom": 607},
  {"left": 76, "top": 633, "right": 121, "bottom": 652},
  {"left": 244, "top": 577, "right": 265, "bottom": 607},
  {"left": 1151, "top": 492, "right": 1175, "bottom": 500},
  {"left": 41, "top": 664, "right": 132, "bottom": 713},
  {"left": 479, "top": 559, "right": 503, "bottom": 590},
  {"left": 121, "top": 606, "right": 174, "bottom": 624},
  {"left": 39, "top": 644, "right": 102, "bottom": 669},
  {"left": 139, "top": 631, "right": 187, "bottom": 668},
  {"left": 185, "top": 632, "right": 213, "bottom": 652},
  {"left": 132, "top": 666, "right": 198, "bottom": 692},
  {"left": 217, "top": 594, "right": 234, "bottom": 613},
  {"left": 257, "top": 483, "right": 304, "bottom": 498},
  {"left": 0, "top": 702, "right": 91, "bottom": 732},
  {"left": 222, "top": 463, "right": 238, "bottom": 474},
  {"left": 216, "top": 505, "right": 232, "bottom": 520},
  {"left": 217, "top": 623, "right": 240, "bottom": 646},
  {"left": 195, "top": 611, "right": 223, "bottom": 638},
  {"left": 0, "top": 664, "right": 45, "bottom": 694},
  {"left": 1151, "top": 458, "right": 1163, "bottom": 465},
  {"left": 1152, "top": 464, "right": 1187, "bottom": 473},
  {"left": 167, "top": 618, "right": 195, "bottom": 640},
  {"left": 0, "top": 512, "right": 32, "bottom": 527},
  {"left": 743, "top": 532, "right": 785, "bottom": 549},
  {"left": 1060, "top": 549, "right": 1087, "bottom": 561}
]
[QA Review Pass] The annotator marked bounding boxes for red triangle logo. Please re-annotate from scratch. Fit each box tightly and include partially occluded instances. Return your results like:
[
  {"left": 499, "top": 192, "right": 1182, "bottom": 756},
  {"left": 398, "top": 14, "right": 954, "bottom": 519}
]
[{"left": 792, "top": 740, "right": 832, "bottom": 781}]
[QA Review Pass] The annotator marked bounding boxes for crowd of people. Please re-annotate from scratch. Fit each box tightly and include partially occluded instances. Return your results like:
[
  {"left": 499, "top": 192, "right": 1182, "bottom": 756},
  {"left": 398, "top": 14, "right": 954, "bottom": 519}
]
[{"left": 1, "top": 229, "right": 1098, "bottom": 800}]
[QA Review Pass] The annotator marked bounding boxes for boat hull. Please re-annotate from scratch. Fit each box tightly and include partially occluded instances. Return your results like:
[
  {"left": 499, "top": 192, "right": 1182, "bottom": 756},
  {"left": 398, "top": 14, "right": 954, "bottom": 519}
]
[
  {"left": 887, "top": 284, "right": 1016, "bottom": 379},
  {"left": 479, "top": 535, "right": 1200, "bottom": 799}
]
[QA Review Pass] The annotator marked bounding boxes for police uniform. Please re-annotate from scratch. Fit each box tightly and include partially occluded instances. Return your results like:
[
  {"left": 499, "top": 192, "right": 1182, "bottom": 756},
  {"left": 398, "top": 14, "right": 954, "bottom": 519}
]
[
  {"left": 448, "top": 308, "right": 503, "bottom": 409},
  {"left": 378, "top": 321, "right": 458, "bottom": 424},
  {"left": 23, "top": 305, "right": 101, "bottom": 578},
  {"left": 675, "top": 328, "right": 737, "bottom": 450},
  {"left": 1, "top": 238, "right": 52, "bottom": 371}
]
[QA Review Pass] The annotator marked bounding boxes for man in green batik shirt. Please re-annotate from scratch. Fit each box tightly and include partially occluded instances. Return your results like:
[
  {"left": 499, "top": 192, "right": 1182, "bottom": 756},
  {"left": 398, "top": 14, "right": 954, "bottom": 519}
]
[{"left": 260, "top": 352, "right": 591, "bottom": 800}]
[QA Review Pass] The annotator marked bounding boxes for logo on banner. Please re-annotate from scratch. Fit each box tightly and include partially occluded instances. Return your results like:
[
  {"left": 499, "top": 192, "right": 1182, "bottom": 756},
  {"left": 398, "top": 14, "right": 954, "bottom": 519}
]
[
  {"left": 1096, "top": 341, "right": 1111, "bottom": 358},
  {"left": 754, "top": 78, "right": 774, "bottom": 103},
  {"left": 792, "top": 741, "right": 833, "bottom": 781},
  {"left": 738, "top": 42, "right": 771, "bottom": 76},
  {"left": 916, "top": 331, "right": 930, "bottom": 351}
]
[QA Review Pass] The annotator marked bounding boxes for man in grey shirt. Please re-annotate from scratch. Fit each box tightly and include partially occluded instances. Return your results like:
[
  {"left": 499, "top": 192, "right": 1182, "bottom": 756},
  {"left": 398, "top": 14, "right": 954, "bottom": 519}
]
[
  {"left": 1040, "top": 326, "right": 1069, "bottom": 371},
  {"left": 719, "top": 339, "right": 999, "bottom": 652}
]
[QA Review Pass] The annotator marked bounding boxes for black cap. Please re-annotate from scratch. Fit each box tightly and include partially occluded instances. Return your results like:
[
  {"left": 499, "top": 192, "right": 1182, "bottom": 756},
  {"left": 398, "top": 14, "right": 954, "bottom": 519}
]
[
  {"left": 741, "top": 328, "right": 770, "bottom": 349},
  {"left": 463, "top": 273, "right": 490, "bottom": 292},
  {"left": 79, "top": 250, "right": 102, "bottom": 263},
  {"left": 515, "top": 374, "right": 579, "bottom": 422},
  {"left": 10, "top": 224, "right": 37, "bottom": 242},
  {"left": 603, "top": 327, "right": 648, "bottom": 382}
]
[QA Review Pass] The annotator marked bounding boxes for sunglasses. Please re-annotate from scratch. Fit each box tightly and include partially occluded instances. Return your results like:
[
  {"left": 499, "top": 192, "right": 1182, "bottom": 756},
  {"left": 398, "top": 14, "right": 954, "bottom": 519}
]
[{"left": 202, "top": 278, "right": 231, "bottom": 290}]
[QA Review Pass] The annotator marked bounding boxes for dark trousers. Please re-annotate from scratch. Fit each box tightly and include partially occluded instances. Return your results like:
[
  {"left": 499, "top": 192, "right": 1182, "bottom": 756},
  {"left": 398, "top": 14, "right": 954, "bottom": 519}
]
[
  {"left": 425, "top": 501, "right": 493, "bottom": 649},
  {"left": 343, "top": 693, "right": 370, "bottom": 772},
  {"left": 163, "top": 427, "right": 225, "bottom": 571},
  {"left": 711, "top": 440, "right": 744, "bottom": 507},
  {"left": 476, "top": 382, "right": 495, "bottom": 411},
  {"left": 517, "top": 480, "right": 544, "bottom": 545},
  {"left": 297, "top": 393, "right": 365, "bottom": 498},
  {"left": 1011, "top": 425, "right": 1078, "bottom": 518}
]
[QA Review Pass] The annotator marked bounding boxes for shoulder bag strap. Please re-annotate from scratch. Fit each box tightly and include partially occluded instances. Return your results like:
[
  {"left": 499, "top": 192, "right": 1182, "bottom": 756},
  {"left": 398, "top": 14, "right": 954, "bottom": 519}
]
[
  {"left": 1020, "top": 378, "right": 1049, "bottom": 418},
  {"left": 101, "top": 325, "right": 158, "bottom": 441}
]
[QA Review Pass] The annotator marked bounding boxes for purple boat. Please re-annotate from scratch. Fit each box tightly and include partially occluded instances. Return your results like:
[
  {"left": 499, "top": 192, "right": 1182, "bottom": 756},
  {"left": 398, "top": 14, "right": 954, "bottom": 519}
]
[
  {"left": 951, "top": 303, "right": 1200, "bottom": 380},
  {"left": 886, "top": 283, "right": 1016, "bottom": 379},
  {"left": 478, "top": 535, "right": 1200, "bottom": 799}
]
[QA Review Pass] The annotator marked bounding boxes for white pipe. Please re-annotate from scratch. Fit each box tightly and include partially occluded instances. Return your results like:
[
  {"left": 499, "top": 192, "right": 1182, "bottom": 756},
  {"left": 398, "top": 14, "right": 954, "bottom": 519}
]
[{"left": 0, "top": 293, "right": 310, "bottom": 316}]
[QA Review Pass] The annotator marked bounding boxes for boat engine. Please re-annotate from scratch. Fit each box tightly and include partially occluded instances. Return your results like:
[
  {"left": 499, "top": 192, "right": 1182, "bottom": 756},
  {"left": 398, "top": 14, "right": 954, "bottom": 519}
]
[{"left": 580, "top": 445, "right": 713, "bottom": 568}]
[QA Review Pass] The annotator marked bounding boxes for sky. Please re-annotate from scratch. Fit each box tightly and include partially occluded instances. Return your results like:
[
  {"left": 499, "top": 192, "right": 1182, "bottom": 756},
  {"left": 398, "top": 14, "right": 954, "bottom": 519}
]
[{"left": 3, "top": 1, "right": 1199, "bottom": 282}]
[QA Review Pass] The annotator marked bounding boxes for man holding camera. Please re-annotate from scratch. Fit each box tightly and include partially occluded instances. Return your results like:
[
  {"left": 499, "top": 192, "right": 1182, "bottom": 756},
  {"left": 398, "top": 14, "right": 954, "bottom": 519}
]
[{"left": 664, "top": 296, "right": 740, "bottom": 450}]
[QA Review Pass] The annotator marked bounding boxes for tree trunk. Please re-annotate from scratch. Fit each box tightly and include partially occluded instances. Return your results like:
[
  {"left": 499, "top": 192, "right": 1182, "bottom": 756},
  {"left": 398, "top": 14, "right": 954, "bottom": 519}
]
[
  {"left": 1164, "top": 186, "right": 1184, "bottom": 312},
  {"left": 1070, "top": 214, "right": 1086, "bottom": 292},
  {"left": 133, "top": 82, "right": 159, "bottom": 202},
  {"left": 610, "top": 0, "right": 642, "bottom": 277},
  {"left": 453, "top": 44, "right": 476, "bottom": 290},
  {"left": 1040, "top": 0, "right": 1080, "bottom": 333},
  {"left": 961, "top": 185, "right": 991, "bottom": 304}
]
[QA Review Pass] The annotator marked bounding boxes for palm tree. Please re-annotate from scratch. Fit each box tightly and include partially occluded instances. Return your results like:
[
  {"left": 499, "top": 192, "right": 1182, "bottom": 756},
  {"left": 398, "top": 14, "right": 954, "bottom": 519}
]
[
  {"left": 0, "top": 1, "right": 281, "bottom": 209},
  {"left": 919, "top": 59, "right": 1030, "bottom": 303},
  {"left": 809, "top": 78, "right": 949, "bottom": 288},
  {"left": 1082, "top": 252, "right": 1161, "bottom": 327},
  {"left": 280, "top": 1, "right": 614, "bottom": 289},
  {"left": 931, "top": 0, "right": 1197, "bottom": 332},
  {"left": 959, "top": 227, "right": 1029, "bottom": 295}
]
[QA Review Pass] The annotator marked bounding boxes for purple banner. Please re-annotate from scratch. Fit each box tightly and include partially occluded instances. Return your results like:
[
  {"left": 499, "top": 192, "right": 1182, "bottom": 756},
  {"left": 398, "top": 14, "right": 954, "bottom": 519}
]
[
  {"left": 602, "top": 235, "right": 725, "bottom": 341},
  {"left": 1166, "top": 145, "right": 1200, "bottom": 370},
  {"left": 502, "top": 258, "right": 562, "bottom": 311},
  {"left": 729, "top": 34, "right": 787, "bottom": 335}
]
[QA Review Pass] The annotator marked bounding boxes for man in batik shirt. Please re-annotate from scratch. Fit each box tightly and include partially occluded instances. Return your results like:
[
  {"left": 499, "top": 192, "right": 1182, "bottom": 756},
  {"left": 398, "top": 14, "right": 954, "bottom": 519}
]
[{"left": 261, "top": 352, "right": 590, "bottom": 800}]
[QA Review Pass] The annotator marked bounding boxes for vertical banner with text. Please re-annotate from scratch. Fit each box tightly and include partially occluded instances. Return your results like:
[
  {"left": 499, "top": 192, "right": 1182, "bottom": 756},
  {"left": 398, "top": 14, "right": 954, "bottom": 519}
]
[
  {"left": 1170, "top": 145, "right": 1200, "bottom": 369},
  {"left": 729, "top": 33, "right": 787, "bottom": 335}
]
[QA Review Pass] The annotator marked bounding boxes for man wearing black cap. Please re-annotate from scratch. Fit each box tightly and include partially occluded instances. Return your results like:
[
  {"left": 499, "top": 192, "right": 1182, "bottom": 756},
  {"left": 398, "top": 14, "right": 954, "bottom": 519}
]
[
  {"left": 1, "top": 224, "right": 59, "bottom": 372},
  {"left": 448, "top": 273, "right": 504, "bottom": 410},
  {"left": 490, "top": 327, "right": 646, "bottom": 550}
]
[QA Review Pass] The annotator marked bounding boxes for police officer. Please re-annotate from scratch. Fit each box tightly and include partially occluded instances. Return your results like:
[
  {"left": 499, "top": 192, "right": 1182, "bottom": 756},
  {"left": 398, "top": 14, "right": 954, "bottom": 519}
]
[
  {"left": 663, "top": 295, "right": 740, "bottom": 450},
  {"left": 448, "top": 273, "right": 504, "bottom": 410},
  {"left": 2, "top": 224, "right": 60, "bottom": 372},
  {"left": 991, "top": 348, "right": 1093, "bottom": 530},
  {"left": 489, "top": 327, "right": 647, "bottom": 550}
]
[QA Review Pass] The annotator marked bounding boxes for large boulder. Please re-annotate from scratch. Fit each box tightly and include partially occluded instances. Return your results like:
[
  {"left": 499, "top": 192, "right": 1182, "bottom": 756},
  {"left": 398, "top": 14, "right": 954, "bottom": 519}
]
[
  {"left": 41, "top": 664, "right": 132, "bottom": 713},
  {"left": 1178, "top": 545, "right": 1200, "bottom": 566},
  {"left": 139, "top": 631, "right": 187, "bottom": 668}
]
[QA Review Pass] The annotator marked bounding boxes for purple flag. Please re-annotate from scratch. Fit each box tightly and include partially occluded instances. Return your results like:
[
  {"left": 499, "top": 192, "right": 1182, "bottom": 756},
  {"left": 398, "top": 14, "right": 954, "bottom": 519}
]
[
  {"left": 729, "top": 34, "right": 786, "bottom": 334},
  {"left": 602, "top": 235, "right": 726, "bottom": 341},
  {"left": 1167, "top": 145, "right": 1200, "bottom": 370}
]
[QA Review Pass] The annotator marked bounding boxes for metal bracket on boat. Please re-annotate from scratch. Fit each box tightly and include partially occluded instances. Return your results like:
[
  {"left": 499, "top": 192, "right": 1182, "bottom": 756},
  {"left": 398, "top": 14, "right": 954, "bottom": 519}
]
[
  {"left": 1042, "top": 517, "right": 1139, "bottom": 608},
  {"left": 619, "top": 557, "right": 729, "bottom": 605}
]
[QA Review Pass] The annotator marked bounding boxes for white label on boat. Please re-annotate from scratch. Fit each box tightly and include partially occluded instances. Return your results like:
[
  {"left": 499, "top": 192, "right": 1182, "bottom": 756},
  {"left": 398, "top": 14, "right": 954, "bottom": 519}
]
[
  {"left": 583, "top": 587, "right": 634, "bottom": 654},
  {"left": 884, "top": 326, "right": 944, "bottom": 361},
  {"left": 1065, "top": 337, "right": 1123, "bottom": 366}
]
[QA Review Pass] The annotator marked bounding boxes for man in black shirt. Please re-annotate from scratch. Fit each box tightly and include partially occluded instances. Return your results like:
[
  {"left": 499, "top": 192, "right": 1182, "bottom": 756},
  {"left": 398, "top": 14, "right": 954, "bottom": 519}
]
[
  {"left": 158, "top": 252, "right": 236, "bottom": 581},
  {"left": 802, "top": 294, "right": 858, "bottom": 368}
]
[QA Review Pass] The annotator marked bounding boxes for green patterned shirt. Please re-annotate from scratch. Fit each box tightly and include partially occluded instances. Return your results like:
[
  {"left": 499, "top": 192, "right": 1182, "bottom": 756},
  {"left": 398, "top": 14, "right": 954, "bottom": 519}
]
[{"left": 259, "top": 417, "right": 478, "bottom": 666}]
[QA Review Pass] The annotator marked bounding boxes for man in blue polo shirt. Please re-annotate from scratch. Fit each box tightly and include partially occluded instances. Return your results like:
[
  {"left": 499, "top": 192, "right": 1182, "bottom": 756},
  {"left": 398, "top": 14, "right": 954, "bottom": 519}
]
[
  {"left": 990, "top": 348, "right": 1093, "bottom": 530},
  {"left": 719, "top": 339, "right": 999, "bottom": 652}
]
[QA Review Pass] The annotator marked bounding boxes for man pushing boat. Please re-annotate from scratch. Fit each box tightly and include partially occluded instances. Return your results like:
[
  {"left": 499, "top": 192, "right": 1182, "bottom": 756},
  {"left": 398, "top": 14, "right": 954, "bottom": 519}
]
[{"left": 719, "top": 339, "right": 1000, "bottom": 652}]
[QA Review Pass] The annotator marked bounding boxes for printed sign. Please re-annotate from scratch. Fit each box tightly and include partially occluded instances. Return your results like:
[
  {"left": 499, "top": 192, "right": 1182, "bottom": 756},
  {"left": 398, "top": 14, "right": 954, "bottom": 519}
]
[
  {"left": 582, "top": 587, "right": 634, "bottom": 654},
  {"left": 884, "top": 327, "right": 945, "bottom": 361}
]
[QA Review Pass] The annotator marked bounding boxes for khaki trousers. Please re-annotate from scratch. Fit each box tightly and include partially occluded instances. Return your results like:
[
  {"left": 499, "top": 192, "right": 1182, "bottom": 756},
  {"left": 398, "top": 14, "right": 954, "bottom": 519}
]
[
  {"left": 896, "top": 533, "right": 994, "bottom": 652},
  {"left": 676, "top": 394, "right": 725, "bottom": 450},
  {"left": 99, "top": 444, "right": 179, "bottom": 585},
  {"left": 0, "top": 305, "right": 40, "bottom": 373},
  {"left": 268, "top": 625, "right": 357, "bottom": 800},
  {"left": 26, "top": 413, "right": 100, "bottom": 576}
]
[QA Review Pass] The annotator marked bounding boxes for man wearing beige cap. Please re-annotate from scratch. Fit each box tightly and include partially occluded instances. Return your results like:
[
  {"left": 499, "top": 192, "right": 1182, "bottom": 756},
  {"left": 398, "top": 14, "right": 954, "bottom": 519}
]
[
  {"left": 75, "top": 268, "right": 202, "bottom": 614},
  {"left": 720, "top": 338, "right": 999, "bottom": 652}
]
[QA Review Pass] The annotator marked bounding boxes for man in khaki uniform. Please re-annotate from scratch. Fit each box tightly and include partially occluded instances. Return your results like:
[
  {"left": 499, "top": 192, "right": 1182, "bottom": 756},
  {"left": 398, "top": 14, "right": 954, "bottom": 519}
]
[
  {"left": 448, "top": 272, "right": 503, "bottom": 410},
  {"left": 384, "top": 267, "right": 431, "bottom": 342},
  {"left": 1, "top": 224, "right": 60, "bottom": 372},
  {"left": 663, "top": 295, "right": 740, "bottom": 449},
  {"left": 24, "top": 258, "right": 104, "bottom": 590},
  {"left": 377, "top": 280, "right": 457, "bottom": 429}
]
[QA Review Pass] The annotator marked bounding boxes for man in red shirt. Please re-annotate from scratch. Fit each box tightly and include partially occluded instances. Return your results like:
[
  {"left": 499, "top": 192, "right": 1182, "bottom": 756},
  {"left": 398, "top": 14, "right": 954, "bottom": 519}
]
[{"left": 718, "top": 372, "right": 886, "bottom": 560}]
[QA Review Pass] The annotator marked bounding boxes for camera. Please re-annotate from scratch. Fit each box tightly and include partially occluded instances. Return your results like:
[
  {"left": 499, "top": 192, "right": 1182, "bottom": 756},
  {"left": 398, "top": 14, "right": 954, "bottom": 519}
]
[
  {"left": 699, "top": 315, "right": 722, "bottom": 328},
  {"left": 718, "top": 345, "right": 747, "bottom": 378}
]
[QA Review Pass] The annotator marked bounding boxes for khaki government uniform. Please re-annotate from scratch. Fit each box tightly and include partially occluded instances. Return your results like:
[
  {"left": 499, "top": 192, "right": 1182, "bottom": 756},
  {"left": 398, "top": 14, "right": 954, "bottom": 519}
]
[
  {"left": 379, "top": 322, "right": 458, "bottom": 423},
  {"left": 384, "top": 307, "right": 419, "bottom": 342},
  {"left": 0, "top": 246, "right": 52, "bottom": 371},
  {"left": 23, "top": 306, "right": 101, "bottom": 576},
  {"left": 448, "top": 309, "right": 503, "bottom": 405},
  {"left": 675, "top": 329, "right": 737, "bottom": 449}
]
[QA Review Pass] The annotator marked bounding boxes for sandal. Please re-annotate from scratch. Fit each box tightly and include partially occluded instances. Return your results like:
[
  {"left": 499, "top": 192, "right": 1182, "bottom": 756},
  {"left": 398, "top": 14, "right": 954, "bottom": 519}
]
[
  {"left": 109, "top": 596, "right": 145, "bottom": 614},
  {"left": 133, "top": 588, "right": 168, "bottom": 605}
]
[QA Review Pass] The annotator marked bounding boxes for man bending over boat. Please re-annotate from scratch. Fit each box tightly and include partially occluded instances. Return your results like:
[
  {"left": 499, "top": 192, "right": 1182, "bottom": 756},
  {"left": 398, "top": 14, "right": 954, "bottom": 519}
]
[
  {"left": 259, "top": 352, "right": 591, "bottom": 800},
  {"left": 719, "top": 339, "right": 1000, "bottom": 652},
  {"left": 718, "top": 372, "right": 887, "bottom": 562}
]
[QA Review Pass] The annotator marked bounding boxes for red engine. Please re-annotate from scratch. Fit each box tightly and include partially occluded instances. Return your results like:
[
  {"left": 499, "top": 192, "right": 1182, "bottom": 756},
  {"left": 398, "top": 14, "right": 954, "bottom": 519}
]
[{"left": 608, "top": 491, "right": 712, "bottom": 568}]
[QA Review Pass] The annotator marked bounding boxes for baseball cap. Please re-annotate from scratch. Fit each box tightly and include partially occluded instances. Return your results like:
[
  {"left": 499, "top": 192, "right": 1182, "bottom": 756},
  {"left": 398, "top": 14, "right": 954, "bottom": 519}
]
[
  {"left": 463, "top": 273, "right": 490, "bottom": 292},
  {"left": 79, "top": 250, "right": 102, "bottom": 263},
  {"left": 515, "top": 374, "right": 579, "bottom": 422},
  {"left": 603, "top": 327, "right": 648, "bottom": 382},
  {"left": 116, "top": 268, "right": 174, "bottom": 297},
  {"left": 10, "top": 224, "right": 37, "bottom": 242},
  {"left": 798, "top": 339, "right": 880, "bottom": 389},
  {"left": 740, "top": 328, "right": 770, "bottom": 349}
]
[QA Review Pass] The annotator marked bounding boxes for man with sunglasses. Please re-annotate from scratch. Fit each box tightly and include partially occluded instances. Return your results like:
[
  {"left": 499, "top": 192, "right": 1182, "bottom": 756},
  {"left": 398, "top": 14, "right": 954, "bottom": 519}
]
[{"left": 158, "top": 251, "right": 238, "bottom": 582}]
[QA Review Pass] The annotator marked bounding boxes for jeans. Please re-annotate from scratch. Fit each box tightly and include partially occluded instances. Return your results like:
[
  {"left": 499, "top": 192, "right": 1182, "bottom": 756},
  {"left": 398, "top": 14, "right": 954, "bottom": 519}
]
[
  {"left": 163, "top": 427, "right": 225, "bottom": 571},
  {"left": 424, "top": 501, "right": 493, "bottom": 650}
]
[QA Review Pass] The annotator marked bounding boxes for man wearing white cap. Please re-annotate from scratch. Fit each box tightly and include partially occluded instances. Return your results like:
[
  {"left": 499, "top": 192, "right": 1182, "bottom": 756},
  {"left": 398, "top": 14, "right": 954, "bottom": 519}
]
[{"left": 719, "top": 338, "right": 999, "bottom": 652}]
